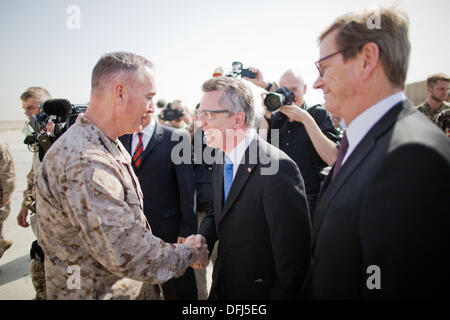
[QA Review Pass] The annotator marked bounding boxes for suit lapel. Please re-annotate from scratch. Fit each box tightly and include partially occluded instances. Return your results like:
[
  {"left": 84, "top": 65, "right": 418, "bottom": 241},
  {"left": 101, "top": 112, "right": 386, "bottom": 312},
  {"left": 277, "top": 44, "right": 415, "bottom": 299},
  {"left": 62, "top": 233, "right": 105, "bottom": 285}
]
[
  {"left": 312, "top": 100, "right": 414, "bottom": 243},
  {"left": 217, "top": 137, "right": 259, "bottom": 225},
  {"left": 122, "top": 134, "right": 133, "bottom": 154}
]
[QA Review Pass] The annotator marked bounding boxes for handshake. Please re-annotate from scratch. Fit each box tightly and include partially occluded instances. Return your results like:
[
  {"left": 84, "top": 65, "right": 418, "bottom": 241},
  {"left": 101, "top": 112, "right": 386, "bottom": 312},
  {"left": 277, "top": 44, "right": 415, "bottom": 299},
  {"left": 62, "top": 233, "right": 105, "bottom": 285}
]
[{"left": 184, "top": 234, "right": 209, "bottom": 270}]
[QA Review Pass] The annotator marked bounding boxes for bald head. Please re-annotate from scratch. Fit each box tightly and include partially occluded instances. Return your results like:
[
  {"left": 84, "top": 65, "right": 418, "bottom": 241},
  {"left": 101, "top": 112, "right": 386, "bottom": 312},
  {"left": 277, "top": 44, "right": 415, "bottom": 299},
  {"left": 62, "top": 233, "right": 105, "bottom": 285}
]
[{"left": 279, "top": 69, "right": 307, "bottom": 106}]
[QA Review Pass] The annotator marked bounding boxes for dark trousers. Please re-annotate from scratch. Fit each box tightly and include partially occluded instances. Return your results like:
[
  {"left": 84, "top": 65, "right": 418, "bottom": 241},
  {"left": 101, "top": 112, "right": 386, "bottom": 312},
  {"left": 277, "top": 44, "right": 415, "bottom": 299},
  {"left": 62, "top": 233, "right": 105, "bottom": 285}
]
[{"left": 162, "top": 266, "right": 198, "bottom": 300}]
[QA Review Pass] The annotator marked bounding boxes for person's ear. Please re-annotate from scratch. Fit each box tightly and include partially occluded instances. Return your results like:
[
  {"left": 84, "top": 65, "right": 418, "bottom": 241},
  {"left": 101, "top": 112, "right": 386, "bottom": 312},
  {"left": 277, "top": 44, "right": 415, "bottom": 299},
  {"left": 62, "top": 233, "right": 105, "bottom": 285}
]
[
  {"left": 360, "top": 42, "right": 380, "bottom": 79},
  {"left": 234, "top": 112, "right": 246, "bottom": 129},
  {"left": 113, "top": 84, "right": 126, "bottom": 106}
]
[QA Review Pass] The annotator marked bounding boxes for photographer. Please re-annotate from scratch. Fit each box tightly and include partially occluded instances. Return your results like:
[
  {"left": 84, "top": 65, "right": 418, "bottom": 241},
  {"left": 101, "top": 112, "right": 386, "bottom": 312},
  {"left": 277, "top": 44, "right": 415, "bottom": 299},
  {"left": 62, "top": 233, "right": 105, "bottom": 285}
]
[
  {"left": 160, "top": 100, "right": 192, "bottom": 130},
  {"left": 244, "top": 68, "right": 340, "bottom": 217},
  {"left": 18, "top": 86, "right": 53, "bottom": 300}
]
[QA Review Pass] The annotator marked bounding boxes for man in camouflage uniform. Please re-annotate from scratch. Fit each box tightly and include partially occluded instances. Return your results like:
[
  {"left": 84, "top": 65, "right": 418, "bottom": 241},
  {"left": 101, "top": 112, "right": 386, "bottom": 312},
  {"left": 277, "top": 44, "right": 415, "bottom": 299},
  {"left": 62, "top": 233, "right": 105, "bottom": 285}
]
[
  {"left": 35, "top": 52, "right": 209, "bottom": 300},
  {"left": 417, "top": 73, "right": 450, "bottom": 126},
  {"left": 18, "top": 86, "right": 52, "bottom": 299},
  {"left": 0, "top": 140, "right": 15, "bottom": 261}
]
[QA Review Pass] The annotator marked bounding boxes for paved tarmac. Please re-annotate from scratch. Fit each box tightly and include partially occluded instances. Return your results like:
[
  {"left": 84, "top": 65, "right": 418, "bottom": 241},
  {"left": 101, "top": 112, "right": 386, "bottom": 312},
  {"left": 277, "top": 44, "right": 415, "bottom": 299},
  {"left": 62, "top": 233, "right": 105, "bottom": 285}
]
[{"left": 0, "top": 123, "right": 36, "bottom": 300}]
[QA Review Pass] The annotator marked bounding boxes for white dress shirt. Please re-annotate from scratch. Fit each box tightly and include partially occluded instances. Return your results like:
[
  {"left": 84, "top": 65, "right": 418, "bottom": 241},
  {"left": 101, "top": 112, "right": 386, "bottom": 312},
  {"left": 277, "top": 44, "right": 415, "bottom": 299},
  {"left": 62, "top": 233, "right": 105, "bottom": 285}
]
[
  {"left": 343, "top": 92, "right": 406, "bottom": 164},
  {"left": 225, "top": 129, "right": 256, "bottom": 179},
  {"left": 131, "top": 118, "right": 156, "bottom": 154}
]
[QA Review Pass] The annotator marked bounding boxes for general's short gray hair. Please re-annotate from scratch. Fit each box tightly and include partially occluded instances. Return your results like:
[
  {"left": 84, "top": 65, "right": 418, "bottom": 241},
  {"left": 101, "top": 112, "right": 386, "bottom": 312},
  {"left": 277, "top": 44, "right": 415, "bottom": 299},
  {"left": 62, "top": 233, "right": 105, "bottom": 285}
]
[
  {"left": 91, "top": 52, "right": 153, "bottom": 93},
  {"left": 201, "top": 77, "right": 254, "bottom": 127}
]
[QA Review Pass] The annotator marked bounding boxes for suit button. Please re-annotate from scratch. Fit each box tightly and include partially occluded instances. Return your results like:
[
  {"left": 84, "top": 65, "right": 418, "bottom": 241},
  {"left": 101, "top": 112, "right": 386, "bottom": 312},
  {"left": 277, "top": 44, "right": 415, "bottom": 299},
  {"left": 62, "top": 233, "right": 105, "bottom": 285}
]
[
  {"left": 286, "top": 142, "right": 290, "bottom": 146},
  {"left": 287, "top": 130, "right": 291, "bottom": 134}
]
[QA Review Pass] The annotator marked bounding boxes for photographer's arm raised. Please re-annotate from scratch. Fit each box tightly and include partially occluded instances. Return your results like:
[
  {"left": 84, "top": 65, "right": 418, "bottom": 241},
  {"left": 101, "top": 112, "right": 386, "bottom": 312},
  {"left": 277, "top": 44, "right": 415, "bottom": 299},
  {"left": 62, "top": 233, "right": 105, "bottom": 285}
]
[
  {"left": 279, "top": 105, "right": 338, "bottom": 166},
  {"left": 243, "top": 67, "right": 278, "bottom": 92}
]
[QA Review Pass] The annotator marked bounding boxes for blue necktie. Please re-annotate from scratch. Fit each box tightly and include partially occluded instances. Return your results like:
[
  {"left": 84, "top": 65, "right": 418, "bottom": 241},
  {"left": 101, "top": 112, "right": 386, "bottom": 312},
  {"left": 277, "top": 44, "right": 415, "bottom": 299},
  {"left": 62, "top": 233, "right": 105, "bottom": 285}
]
[{"left": 223, "top": 155, "right": 233, "bottom": 202}]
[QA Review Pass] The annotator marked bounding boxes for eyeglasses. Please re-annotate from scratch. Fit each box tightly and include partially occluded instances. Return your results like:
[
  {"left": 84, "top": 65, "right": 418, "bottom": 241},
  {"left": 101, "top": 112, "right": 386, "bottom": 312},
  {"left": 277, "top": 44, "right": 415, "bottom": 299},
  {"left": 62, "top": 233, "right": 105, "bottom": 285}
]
[
  {"left": 22, "top": 105, "right": 39, "bottom": 111},
  {"left": 315, "top": 47, "right": 358, "bottom": 77},
  {"left": 195, "top": 109, "right": 231, "bottom": 120}
]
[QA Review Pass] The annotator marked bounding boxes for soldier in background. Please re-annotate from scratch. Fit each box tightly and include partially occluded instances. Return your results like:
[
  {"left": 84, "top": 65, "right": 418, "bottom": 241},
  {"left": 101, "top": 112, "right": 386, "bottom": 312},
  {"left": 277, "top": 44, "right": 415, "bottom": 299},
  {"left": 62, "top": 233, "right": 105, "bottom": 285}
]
[
  {"left": 417, "top": 73, "right": 450, "bottom": 125},
  {"left": 0, "top": 140, "right": 15, "bottom": 263},
  {"left": 18, "top": 86, "right": 52, "bottom": 299}
]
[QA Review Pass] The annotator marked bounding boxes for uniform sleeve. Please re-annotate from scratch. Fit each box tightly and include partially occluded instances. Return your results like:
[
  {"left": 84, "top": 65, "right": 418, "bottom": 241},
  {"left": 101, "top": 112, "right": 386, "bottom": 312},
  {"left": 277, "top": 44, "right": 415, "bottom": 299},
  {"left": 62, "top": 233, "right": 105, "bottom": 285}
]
[
  {"left": 0, "top": 143, "right": 15, "bottom": 203},
  {"left": 62, "top": 158, "right": 195, "bottom": 284},
  {"left": 21, "top": 167, "right": 35, "bottom": 210}
]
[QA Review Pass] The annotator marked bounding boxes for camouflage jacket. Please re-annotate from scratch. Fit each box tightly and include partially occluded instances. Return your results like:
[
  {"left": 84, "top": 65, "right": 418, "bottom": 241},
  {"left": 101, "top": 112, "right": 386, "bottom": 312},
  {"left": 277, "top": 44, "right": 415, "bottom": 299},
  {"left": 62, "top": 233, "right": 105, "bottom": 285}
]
[
  {"left": 21, "top": 153, "right": 41, "bottom": 213},
  {"left": 435, "top": 108, "right": 450, "bottom": 136},
  {"left": 417, "top": 101, "right": 450, "bottom": 123},
  {"left": 36, "top": 114, "right": 194, "bottom": 299},
  {"left": 0, "top": 140, "right": 15, "bottom": 204}
]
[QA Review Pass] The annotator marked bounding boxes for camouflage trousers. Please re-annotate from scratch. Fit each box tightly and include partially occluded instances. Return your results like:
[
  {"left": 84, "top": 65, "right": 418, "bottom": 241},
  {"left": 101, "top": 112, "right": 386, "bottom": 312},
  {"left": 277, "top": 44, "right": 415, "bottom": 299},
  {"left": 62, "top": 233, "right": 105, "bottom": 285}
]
[
  {"left": 31, "top": 258, "right": 47, "bottom": 300},
  {"left": 0, "top": 203, "right": 10, "bottom": 258}
]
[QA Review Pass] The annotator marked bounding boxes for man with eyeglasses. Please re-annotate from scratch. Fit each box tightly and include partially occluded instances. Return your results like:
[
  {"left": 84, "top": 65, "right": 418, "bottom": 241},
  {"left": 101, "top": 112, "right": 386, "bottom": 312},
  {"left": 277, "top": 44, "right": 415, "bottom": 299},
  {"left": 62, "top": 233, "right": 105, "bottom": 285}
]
[
  {"left": 305, "top": 7, "right": 450, "bottom": 299},
  {"left": 243, "top": 68, "right": 340, "bottom": 218},
  {"left": 17, "top": 86, "right": 52, "bottom": 300},
  {"left": 197, "top": 76, "right": 311, "bottom": 299}
]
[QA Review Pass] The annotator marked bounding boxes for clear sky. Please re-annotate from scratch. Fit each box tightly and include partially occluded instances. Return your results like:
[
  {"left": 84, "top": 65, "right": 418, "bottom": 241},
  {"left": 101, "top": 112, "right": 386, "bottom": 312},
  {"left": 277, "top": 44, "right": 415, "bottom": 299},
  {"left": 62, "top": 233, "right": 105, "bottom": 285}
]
[{"left": 1, "top": 0, "right": 448, "bottom": 121}]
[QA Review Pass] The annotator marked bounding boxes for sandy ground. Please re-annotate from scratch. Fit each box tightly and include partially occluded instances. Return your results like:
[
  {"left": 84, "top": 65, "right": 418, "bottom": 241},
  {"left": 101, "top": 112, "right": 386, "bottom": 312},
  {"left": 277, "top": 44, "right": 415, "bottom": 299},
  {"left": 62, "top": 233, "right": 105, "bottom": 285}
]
[{"left": 0, "top": 121, "right": 212, "bottom": 300}]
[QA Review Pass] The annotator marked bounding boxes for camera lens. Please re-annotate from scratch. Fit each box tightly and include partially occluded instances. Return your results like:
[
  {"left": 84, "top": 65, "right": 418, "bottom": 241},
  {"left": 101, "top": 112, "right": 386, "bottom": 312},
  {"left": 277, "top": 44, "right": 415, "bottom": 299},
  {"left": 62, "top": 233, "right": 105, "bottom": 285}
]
[{"left": 264, "top": 93, "right": 285, "bottom": 112}]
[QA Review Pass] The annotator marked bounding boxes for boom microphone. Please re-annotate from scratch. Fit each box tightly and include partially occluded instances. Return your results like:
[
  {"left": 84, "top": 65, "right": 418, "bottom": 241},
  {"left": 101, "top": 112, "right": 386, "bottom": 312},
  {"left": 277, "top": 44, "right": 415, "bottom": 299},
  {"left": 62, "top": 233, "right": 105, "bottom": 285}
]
[{"left": 42, "top": 99, "right": 72, "bottom": 120}]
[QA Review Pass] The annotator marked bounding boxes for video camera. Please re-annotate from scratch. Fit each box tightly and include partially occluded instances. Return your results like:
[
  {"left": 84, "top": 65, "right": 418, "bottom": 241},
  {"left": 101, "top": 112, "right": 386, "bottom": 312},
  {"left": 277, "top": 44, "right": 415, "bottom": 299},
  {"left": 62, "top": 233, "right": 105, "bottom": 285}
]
[
  {"left": 226, "top": 61, "right": 257, "bottom": 79},
  {"left": 159, "top": 102, "right": 184, "bottom": 121},
  {"left": 264, "top": 87, "right": 296, "bottom": 112},
  {"left": 25, "top": 98, "right": 88, "bottom": 160}
]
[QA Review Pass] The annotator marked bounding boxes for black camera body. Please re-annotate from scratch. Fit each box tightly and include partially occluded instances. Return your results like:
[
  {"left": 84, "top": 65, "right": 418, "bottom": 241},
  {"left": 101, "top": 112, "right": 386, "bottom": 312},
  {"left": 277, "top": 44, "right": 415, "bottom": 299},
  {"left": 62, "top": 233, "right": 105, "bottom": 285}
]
[
  {"left": 264, "top": 87, "right": 296, "bottom": 112},
  {"left": 227, "top": 61, "right": 257, "bottom": 79},
  {"left": 160, "top": 102, "right": 184, "bottom": 121},
  {"left": 25, "top": 99, "right": 88, "bottom": 160}
]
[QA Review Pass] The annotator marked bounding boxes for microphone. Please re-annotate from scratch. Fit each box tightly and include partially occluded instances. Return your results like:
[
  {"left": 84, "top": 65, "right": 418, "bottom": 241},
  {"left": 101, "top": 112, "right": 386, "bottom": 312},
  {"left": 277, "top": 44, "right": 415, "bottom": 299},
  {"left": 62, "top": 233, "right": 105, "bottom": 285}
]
[{"left": 42, "top": 99, "right": 72, "bottom": 120}]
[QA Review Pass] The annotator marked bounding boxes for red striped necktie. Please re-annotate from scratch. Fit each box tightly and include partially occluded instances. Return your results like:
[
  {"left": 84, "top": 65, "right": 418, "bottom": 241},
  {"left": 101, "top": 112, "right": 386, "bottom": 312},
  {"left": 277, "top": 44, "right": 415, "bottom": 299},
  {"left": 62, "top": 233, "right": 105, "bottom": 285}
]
[{"left": 132, "top": 132, "right": 144, "bottom": 169}]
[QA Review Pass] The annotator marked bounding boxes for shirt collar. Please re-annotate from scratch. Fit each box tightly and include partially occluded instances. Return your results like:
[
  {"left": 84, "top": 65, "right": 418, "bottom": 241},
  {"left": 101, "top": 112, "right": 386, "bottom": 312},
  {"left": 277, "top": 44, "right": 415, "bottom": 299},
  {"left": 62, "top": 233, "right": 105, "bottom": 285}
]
[
  {"left": 225, "top": 129, "right": 256, "bottom": 176},
  {"left": 344, "top": 91, "right": 406, "bottom": 163},
  {"left": 137, "top": 118, "right": 156, "bottom": 138}
]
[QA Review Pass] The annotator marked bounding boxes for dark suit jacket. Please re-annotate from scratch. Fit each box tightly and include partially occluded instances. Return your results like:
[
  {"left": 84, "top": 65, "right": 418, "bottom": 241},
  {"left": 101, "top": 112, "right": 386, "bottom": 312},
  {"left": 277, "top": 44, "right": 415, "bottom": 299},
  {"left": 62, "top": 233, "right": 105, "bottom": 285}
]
[
  {"left": 199, "top": 135, "right": 312, "bottom": 300},
  {"left": 119, "top": 122, "right": 197, "bottom": 243},
  {"left": 310, "top": 100, "right": 450, "bottom": 299}
]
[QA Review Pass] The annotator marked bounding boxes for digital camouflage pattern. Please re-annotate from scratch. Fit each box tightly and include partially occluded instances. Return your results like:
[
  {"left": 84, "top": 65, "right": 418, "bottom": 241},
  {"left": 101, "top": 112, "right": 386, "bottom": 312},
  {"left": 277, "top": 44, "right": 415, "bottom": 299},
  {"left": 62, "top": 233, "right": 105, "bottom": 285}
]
[
  {"left": 36, "top": 114, "right": 194, "bottom": 299},
  {"left": 0, "top": 140, "right": 15, "bottom": 258},
  {"left": 417, "top": 101, "right": 449, "bottom": 123},
  {"left": 435, "top": 108, "right": 450, "bottom": 137}
]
